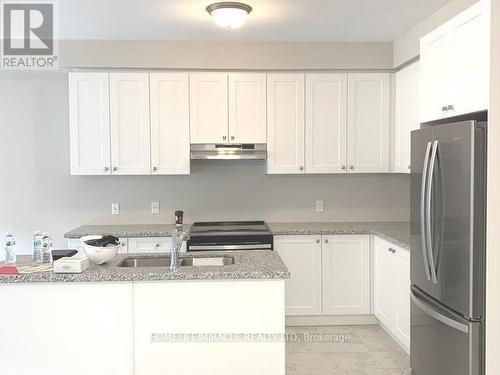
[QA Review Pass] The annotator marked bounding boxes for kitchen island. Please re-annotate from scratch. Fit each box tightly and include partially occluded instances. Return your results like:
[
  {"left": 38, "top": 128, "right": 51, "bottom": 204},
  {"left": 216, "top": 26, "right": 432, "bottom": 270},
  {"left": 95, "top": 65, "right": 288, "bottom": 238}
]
[{"left": 0, "top": 251, "right": 289, "bottom": 375}]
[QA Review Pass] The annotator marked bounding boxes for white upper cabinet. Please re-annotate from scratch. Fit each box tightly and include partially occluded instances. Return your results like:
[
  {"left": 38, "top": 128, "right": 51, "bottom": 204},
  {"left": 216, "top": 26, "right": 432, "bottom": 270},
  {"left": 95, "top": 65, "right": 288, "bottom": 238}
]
[
  {"left": 189, "top": 73, "right": 228, "bottom": 144},
  {"left": 420, "top": 25, "right": 452, "bottom": 122},
  {"left": 305, "top": 73, "right": 348, "bottom": 174},
  {"left": 347, "top": 73, "right": 390, "bottom": 173},
  {"left": 228, "top": 73, "right": 267, "bottom": 144},
  {"left": 450, "top": 0, "right": 490, "bottom": 116},
  {"left": 275, "top": 235, "right": 322, "bottom": 316},
  {"left": 267, "top": 74, "right": 305, "bottom": 174},
  {"left": 109, "top": 73, "right": 151, "bottom": 175},
  {"left": 322, "top": 235, "right": 371, "bottom": 315},
  {"left": 420, "top": 0, "right": 490, "bottom": 122},
  {"left": 69, "top": 73, "right": 111, "bottom": 175},
  {"left": 150, "top": 73, "right": 190, "bottom": 175},
  {"left": 394, "top": 62, "right": 420, "bottom": 174}
]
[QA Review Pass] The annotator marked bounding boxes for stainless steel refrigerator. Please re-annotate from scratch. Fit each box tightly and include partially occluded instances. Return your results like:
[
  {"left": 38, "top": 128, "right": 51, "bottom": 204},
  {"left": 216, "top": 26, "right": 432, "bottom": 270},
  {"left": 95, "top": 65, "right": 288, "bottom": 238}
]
[{"left": 410, "top": 119, "right": 487, "bottom": 375}]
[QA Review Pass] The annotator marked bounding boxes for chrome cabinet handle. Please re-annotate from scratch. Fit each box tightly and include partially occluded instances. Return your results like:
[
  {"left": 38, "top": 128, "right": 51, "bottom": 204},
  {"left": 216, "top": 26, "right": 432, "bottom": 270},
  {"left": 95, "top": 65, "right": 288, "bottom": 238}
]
[
  {"left": 341, "top": 166, "right": 346, "bottom": 170},
  {"left": 324, "top": 239, "right": 329, "bottom": 244},
  {"left": 349, "top": 166, "right": 354, "bottom": 170},
  {"left": 389, "top": 248, "right": 396, "bottom": 254},
  {"left": 316, "top": 239, "right": 320, "bottom": 244},
  {"left": 447, "top": 105, "right": 454, "bottom": 111},
  {"left": 103, "top": 166, "right": 109, "bottom": 172},
  {"left": 152, "top": 166, "right": 158, "bottom": 172},
  {"left": 222, "top": 136, "right": 227, "bottom": 141},
  {"left": 299, "top": 166, "right": 304, "bottom": 171},
  {"left": 442, "top": 106, "right": 448, "bottom": 112},
  {"left": 113, "top": 167, "right": 118, "bottom": 172},
  {"left": 231, "top": 136, "right": 235, "bottom": 141},
  {"left": 155, "top": 243, "right": 160, "bottom": 248}
]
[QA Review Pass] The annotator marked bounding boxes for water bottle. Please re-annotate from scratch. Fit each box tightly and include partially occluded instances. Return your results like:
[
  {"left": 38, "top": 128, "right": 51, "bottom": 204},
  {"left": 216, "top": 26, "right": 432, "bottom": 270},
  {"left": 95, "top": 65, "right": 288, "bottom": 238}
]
[
  {"left": 3, "top": 232, "right": 16, "bottom": 265},
  {"left": 32, "top": 231, "right": 43, "bottom": 263},
  {"left": 41, "top": 232, "right": 52, "bottom": 264}
]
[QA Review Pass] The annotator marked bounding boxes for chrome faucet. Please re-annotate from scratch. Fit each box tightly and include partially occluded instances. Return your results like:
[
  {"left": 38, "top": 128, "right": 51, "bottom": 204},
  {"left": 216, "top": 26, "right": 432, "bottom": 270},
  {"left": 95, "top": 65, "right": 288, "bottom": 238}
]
[{"left": 170, "top": 229, "right": 190, "bottom": 271}]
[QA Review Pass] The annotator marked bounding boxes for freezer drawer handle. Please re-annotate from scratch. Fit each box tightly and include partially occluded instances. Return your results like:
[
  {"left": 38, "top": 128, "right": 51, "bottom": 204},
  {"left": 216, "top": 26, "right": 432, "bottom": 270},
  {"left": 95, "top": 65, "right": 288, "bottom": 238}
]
[
  {"left": 420, "top": 141, "right": 433, "bottom": 282},
  {"left": 411, "top": 290, "right": 469, "bottom": 333}
]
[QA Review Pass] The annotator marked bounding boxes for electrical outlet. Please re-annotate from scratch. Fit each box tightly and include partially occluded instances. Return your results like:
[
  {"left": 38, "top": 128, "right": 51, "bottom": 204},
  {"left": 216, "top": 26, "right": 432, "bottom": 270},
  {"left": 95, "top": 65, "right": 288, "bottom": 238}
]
[
  {"left": 151, "top": 201, "right": 160, "bottom": 214},
  {"left": 111, "top": 203, "right": 120, "bottom": 215},
  {"left": 315, "top": 200, "right": 324, "bottom": 212}
]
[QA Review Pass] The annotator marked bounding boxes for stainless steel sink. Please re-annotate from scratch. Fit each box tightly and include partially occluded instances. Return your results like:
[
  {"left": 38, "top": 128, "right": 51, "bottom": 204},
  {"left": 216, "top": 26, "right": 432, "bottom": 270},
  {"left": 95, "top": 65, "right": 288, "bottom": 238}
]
[
  {"left": 119, "top": 257, "right": 171, "bottom": 268},
  {"left": 180, "top": 256, "right": 234, "bottom": 267},
  {"left": 118, "top": 255, "right": 235, "bottom": 268}
]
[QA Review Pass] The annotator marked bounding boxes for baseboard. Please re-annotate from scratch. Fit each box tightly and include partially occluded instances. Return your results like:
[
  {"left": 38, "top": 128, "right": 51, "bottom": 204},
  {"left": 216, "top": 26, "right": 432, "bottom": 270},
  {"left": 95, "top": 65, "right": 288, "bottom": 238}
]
[
  {"left": 377, "top": 320, "right": 410, "bottom": 355},
  {"left": 285, "top": 314, "right": 378, "bottom": 326}
]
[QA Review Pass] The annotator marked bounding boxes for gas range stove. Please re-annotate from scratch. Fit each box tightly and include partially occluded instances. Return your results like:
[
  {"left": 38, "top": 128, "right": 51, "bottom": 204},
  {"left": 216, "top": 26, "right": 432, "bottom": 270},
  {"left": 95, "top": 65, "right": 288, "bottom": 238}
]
[{"left": 187, "top": 221, "right": 273, "bottom": 252}]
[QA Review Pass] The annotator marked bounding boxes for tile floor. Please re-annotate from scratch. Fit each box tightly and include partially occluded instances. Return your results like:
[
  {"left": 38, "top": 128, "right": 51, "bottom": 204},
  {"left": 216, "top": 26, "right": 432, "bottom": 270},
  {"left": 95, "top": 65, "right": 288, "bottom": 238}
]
[{"left": 285, "top": 325, "right": 410, "bottom": 375}]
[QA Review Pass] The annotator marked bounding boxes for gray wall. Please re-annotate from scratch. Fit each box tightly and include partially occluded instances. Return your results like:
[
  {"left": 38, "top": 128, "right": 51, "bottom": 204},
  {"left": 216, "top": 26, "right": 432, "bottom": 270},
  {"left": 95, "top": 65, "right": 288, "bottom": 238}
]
[
  {"left": 0, "top": 71, "right": 409, "bottom": 255},
  {"left": 59, "top": 40, "right": 394, "bottom": 70}
]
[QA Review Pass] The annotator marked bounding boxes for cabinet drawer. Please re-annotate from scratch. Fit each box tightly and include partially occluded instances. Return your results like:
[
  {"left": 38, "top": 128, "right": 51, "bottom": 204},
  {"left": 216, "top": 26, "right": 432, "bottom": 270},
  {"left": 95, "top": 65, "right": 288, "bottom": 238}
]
[{"left": 128, "top": 237, "right": 172, "bottom": 254}]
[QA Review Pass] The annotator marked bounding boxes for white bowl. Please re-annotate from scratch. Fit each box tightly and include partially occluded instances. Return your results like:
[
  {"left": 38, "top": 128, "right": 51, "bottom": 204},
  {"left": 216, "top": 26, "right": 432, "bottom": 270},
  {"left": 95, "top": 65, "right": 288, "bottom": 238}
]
[{"left": 80, "top": 235, "right": 120, "bottom": 265}]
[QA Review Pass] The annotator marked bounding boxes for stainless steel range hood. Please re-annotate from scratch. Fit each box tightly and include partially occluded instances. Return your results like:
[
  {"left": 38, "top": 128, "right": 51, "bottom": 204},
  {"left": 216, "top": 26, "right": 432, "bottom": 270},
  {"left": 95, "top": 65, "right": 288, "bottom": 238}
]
[{"left": 190, "top": 144, "right": 267, "bottom": 160}]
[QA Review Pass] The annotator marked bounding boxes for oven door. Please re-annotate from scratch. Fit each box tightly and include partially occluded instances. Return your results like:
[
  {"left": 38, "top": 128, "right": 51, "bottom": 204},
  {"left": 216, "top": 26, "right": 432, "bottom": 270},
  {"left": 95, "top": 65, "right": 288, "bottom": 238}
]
[{"left": 187, "top": 235, "right": 273, "bottom": 252}]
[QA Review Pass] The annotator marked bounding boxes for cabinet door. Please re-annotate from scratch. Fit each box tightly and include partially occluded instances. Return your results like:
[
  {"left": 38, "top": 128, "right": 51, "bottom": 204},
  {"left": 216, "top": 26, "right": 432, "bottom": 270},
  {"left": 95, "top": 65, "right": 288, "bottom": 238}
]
[
  {"left": 228, "top": 73, "right": 266, "bottom": 144},
  {"left": 373, "top": 237, "right": 397, "bottom": 327},
  {"left": 109, "top": 73, "right": 151, "bottom": 175},
  {"left": 394, "top": 62, "right": 420, "bottom": 174},
  {"left": 449, "top": 0, "right": 490, "bottom": 116},
  {"left": 395, "top": 247, "right": 411, "bottom": 350},
  {"left": 150, "top": 73, "right": 190, "bottom": 175},
  {"left": 69, "top": 73, "right": 111, "bottom": 175},
  {"left": 305, "top": 73, "right": 348, "bottom": 174},
  {"left": 275, "top": 235, "right": 322, "bottom": 315},
  {"left": 420, "top": 24, "right": 453, "bottom": 122},
  {"left": 189, "top": 73, "right": 228, "bottom": 144},
  {"left": 0, "top": 283, "right": 133, "bottom": 375},
  {"left": 347, "top": 73, "right": 390, "bottom": 173},
  {"left": 322, "top": 235, "right": 371, "bottom": 315},
  {"left": 128, "top": 237, "right": 172, "bottom": 254},
  {"left": 267, "top": 74, "right": 305, "bottom": 174}
]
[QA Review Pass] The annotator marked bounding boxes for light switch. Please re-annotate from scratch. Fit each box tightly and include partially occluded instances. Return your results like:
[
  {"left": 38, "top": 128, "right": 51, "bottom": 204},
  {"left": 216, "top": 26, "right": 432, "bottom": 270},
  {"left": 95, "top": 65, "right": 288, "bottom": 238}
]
[
  {"left": 151, "top": 201, "right": 160, "bottom": 214},
  {"left": 112, "top": 203, "right": 120, "bottom": 215},
  {"left": 315, "top": 200, "right": 324, "bottom": 212}
]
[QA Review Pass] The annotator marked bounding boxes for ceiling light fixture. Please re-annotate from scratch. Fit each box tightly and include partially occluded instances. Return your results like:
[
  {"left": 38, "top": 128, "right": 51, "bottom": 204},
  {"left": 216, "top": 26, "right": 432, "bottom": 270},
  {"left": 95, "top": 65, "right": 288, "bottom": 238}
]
[{"left": 206, "top": 2, "right": 253, "bottom": 29}]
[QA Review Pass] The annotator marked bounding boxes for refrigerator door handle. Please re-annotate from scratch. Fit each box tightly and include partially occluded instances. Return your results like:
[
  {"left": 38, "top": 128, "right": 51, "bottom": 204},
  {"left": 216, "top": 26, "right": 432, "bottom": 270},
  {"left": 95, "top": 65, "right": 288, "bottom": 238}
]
[
  {"left": 420, "top": 141, "right": 433, "bottom": 282},
  {"left": 411, "top": 288, "right": 469, "bottom": 334},
  {"left": 426, "top": 140, "right": 439, "bottom": 284}
]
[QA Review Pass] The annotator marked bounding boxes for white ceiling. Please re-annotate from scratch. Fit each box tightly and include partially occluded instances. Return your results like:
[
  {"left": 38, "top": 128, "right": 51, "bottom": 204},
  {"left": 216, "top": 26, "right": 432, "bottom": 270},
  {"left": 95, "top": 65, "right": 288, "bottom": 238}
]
[{"left": 59, "top": 0, "right": 451, "bottom": 41}]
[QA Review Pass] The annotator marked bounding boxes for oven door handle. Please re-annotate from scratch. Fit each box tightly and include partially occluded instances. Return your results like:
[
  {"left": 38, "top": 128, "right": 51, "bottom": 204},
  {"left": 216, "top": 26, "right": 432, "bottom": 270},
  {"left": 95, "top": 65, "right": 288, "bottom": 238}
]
[{"left": 188, "top": 244, "right": 273, "bottom": 251}]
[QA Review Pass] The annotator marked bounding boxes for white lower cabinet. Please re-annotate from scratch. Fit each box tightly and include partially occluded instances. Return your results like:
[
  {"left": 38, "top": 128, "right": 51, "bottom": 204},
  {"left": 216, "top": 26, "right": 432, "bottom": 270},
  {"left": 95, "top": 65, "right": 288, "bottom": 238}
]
[
  {"left": 275, "top": 234, "right": 371, "bottom": 316},
  {"left": 373, "top": 236, "right": 410, "bottom": 352},
  {"left": 0, "top": 283, "right": 134, "bottom": 375},
  {"left": 275, "top": 235, "right": 322, "bottom": 315},
  {"left": 322, "top": 235, "right": 371, "bottom": 315}
]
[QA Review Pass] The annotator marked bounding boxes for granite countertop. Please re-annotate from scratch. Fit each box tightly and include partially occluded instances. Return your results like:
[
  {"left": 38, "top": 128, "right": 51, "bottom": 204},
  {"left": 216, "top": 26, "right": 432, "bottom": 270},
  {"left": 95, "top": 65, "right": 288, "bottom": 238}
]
[
  {"left": 65, "top": 224, "right": 190, "bottom": 239},
  {"left": 0, "top": 250, "right": 290, "bottom": 284},
  {"left": 64, "top": 221, "right": 410, "bottom": 250},
  {"left": 268, "top": 222, "right": 410, "bottom": 250}
]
